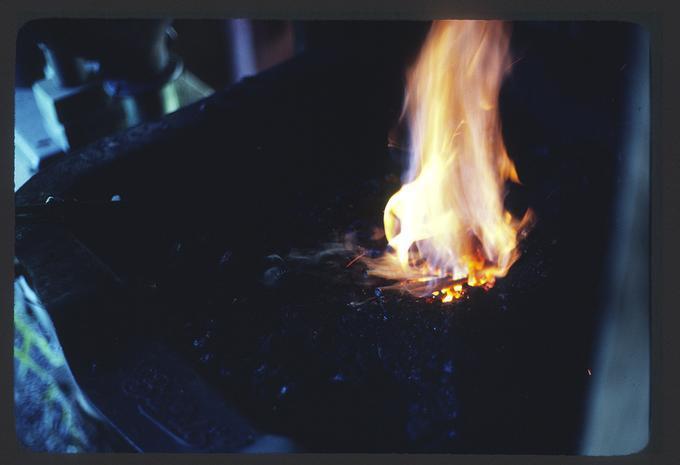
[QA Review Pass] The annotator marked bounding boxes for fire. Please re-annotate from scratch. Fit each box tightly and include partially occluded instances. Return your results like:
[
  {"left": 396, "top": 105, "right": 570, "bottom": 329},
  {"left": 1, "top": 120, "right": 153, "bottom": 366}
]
[{"left": 364, "top": 20, "right": 533, "bottom": 302}]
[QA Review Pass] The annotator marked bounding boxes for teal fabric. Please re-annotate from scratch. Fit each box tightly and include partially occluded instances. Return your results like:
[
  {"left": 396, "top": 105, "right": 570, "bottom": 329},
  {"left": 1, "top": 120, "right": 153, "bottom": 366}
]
[
  {"left": 12, "top": 277, "right": 296, "bottom": 453},
  {"left": 13, "top": 277, "right": 118, "bottom": 452}
]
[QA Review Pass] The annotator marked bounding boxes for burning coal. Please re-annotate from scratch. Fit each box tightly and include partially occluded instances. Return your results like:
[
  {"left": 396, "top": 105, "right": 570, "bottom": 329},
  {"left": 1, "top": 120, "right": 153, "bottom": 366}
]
[{"left": 364, "top": 20, "right": 534, "bottom": 302}]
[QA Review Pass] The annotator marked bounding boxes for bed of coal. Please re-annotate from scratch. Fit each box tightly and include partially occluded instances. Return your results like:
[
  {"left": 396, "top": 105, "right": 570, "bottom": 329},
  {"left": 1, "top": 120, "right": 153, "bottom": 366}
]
[
  {"left": 14, "top": 21, "right": 635, "bottom": 453},
  {"left": 147, "top": 187, "right": 561, "bottom": 454},
  {"left": 55, "top": 135, "right": 611, "bottom": 453}
]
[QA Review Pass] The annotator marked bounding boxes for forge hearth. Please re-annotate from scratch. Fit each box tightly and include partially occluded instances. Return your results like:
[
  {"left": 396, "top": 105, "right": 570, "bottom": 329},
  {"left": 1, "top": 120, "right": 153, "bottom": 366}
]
[{"left": 14, "top": 21, "right": 635, "bottom": 453}]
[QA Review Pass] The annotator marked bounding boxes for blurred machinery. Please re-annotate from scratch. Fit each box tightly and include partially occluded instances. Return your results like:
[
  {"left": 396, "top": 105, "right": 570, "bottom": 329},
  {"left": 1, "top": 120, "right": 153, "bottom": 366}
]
[{"left": 14, "top": 19, "right": 298, "bottom": 190}]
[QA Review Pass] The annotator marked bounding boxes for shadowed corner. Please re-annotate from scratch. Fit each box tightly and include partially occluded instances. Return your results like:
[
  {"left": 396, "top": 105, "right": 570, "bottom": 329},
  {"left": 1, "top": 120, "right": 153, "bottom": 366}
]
[{"left": 13, "top": 269, "right": 301, "bottom": 453}]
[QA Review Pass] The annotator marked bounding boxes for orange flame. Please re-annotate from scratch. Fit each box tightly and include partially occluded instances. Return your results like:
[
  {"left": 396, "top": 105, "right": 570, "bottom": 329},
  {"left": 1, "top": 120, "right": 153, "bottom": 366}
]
[{"left": 365, "top": 20, "right": 534, "bottom": 302}]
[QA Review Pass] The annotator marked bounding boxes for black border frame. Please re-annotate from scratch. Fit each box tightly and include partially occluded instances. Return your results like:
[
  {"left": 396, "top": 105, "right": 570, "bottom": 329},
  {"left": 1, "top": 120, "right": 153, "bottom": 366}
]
[{"left": 1, "top": 1, "right": 676, "bottom": 464}]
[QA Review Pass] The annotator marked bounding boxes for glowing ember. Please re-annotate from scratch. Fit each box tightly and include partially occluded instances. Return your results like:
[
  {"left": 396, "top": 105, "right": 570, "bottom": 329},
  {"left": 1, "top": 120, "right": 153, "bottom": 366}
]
[{"left": 364, "top": 20, "right": 534, "bottom": 302}]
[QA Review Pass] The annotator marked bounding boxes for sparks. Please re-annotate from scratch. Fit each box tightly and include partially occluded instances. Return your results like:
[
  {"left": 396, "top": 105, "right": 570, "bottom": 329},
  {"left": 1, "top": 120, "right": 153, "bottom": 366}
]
[{"left": 346, "top": 252, "right": 366, "bottom": 268}]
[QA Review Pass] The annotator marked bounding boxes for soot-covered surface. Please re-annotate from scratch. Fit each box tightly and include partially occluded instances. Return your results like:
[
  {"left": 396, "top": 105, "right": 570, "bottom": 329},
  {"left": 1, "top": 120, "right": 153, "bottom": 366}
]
[
  {"left": 144, "top": 181, "right": 558, "bottom": 454},
  {"left": 60, "top": 134, "right": 612, "bottom": 453},
  {"left": 15, "top": 21, "right": 639, "bottom": 453}
]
